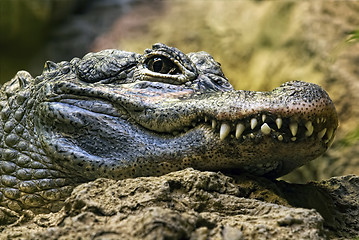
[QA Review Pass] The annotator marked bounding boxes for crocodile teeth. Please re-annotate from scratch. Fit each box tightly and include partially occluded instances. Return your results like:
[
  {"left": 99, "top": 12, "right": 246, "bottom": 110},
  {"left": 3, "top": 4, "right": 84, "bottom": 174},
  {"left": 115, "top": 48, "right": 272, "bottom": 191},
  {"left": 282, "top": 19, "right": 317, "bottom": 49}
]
[
  {"left": 205, "top": 116, "right": 208, "bottom": 122},
  {"left": 326, "top": 128, "right": 334, "bottom": 140},
  {"left": 305, "top": 121, "right": 314, "bottom": 137},
  {"left": 327, "top": 136, "right": 335, "bottom": 147},
  {"left": 212, "top": 120, "right": 217, "bottom": 129},
  {"left": 262, "top": 114, "right": 266, "bottom": 122},
  {"left": 318, "top": 128, "right": 327, "bottom": 139},
  {"left": 278, "top": 135, "right": 283, "bottom": 141},
  {"left": 275, "top": 118, "right": 282, "bottom": 129},
  {"left": 250, "top": 118, "right": 258, "bottom": 129},
  {"left": 289, "top": 122, "right": 298, "bottom": 137},
  {"left": 260, "top": 123, "right": 271, "bottom": 135},
  {"left": 235, "top": 123, "right": 245, "bottom": 139},
  {"left": 220, "top": 123, "right": 231, "bottom": 140}
]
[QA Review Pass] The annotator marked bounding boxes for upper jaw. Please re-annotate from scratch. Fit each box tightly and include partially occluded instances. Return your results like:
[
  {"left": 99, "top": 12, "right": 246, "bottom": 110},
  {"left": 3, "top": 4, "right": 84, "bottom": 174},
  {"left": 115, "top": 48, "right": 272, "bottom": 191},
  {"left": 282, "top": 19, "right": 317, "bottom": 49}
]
[
  {"left": 50, "top": 79, "right": 338, "bottom": 148},
  {"left": 128, "top": 81, "right": 337, "bottom": 139}
]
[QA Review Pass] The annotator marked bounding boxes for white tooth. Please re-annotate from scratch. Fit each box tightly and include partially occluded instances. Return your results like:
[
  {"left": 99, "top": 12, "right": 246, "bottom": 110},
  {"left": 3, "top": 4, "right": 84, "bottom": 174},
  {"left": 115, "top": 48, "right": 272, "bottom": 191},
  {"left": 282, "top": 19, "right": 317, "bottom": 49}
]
[
  {"left": 326, "top": 128, "right": 334, "bottom": 140},
  {"left": 220, "top": 123, "right": 231, "bottom": 140},
  {"left": 250, "top": 118, "right": 258, "bottom": 129},
  {"left": 305, "top": 121, "right": 313, "bottom": 137},
  {"left": 278, "top": 135, "right": 283, "bottom": 141},
  {"left": 205, "top": 116, "right": 208, "bottom": 122},
  {"left": 317, "top": 118, "right": 320, "bottom": 124},
  {"left": 250, "top": 133, "right": 255, "bottom": 138},
  {"left": 289, "top": 122, "right": 298, "bottom": 136},
  {"left": 318, "top": 128, "right": 327, "bottom": 139},
  {"left": 291, "top": 137, "right": 297, "bottom": 141},
  {"left": 212, "top": 120, "right": 216, "bottom": 129},
  {"left": 275, "top": 118, "right": 282, "bottom": 129},
  {"left": 262, "top": 114, "right": 266, "bottom": 122},
  {"left": 260, "top": 123, "right": 271, "bottom": 135},
  {"left": 327, "top": 136, "right": 335, "bottom": 147},
  {"left": 235, "top": 123, "right": 245, "bottom": 139}
]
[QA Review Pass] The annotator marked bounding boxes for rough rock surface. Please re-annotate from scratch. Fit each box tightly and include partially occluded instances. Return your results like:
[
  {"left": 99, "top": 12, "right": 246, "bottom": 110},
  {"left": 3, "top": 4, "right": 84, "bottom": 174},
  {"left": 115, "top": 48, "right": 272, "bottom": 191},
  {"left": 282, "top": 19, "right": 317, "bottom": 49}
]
[{"left": 1, "top": 169, "right": 358, "bottom": 239}]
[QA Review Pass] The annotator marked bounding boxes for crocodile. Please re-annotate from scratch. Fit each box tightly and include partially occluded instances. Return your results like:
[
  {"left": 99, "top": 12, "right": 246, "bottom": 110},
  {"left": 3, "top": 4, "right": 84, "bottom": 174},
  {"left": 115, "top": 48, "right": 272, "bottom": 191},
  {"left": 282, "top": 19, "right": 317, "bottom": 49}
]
[{"left": 0, "top": 43, "right": 338, "bottom": 213}]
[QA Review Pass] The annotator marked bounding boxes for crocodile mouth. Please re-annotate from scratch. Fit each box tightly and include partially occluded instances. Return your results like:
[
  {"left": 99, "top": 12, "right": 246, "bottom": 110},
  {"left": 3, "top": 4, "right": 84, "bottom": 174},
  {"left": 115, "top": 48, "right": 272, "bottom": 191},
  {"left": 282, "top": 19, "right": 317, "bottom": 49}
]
[
  {"left": 170, "top": 112, "right": 335, "bottom": 146},
  {"left": 44, "top": 80, "right": 337, "bottom": 150},
  {"left": 36, "top": 79, "right": 338, "bottom": 178},
  {"left": 56, "top": 100, "right": 335, "bottom": 149},
  {"left": 43, "top": 92, "right": 336, "bottom": 148}
]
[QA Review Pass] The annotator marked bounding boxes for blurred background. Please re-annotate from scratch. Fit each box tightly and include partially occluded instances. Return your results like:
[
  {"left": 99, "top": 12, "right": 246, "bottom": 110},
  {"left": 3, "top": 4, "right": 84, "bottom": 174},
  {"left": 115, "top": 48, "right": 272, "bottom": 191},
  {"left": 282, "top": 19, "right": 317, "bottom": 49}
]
[{"left": 0, "top": 0, "right": 358, "bottom": 183}]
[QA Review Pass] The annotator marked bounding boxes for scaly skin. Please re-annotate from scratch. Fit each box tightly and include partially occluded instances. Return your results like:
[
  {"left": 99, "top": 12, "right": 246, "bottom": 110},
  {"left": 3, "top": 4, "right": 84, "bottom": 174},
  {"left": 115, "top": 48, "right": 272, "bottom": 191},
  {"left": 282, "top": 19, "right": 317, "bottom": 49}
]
[{"left": 0, "top": 43, "right": 338, "bottom": 213}]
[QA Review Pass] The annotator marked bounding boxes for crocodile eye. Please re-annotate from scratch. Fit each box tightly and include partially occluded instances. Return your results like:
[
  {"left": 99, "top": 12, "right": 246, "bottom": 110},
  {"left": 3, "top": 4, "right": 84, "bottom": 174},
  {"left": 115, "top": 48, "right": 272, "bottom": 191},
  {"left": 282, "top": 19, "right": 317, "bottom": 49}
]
[{"left": 145, "top": 56, "right": 181, "bottom": 75}]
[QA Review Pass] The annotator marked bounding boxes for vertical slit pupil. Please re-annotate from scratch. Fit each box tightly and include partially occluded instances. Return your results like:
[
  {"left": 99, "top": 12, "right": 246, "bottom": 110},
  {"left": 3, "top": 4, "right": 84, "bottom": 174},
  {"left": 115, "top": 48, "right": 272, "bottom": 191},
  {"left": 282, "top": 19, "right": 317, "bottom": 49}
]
[{"left": 153, "top": 58, "right": 164, "bottom": 72}]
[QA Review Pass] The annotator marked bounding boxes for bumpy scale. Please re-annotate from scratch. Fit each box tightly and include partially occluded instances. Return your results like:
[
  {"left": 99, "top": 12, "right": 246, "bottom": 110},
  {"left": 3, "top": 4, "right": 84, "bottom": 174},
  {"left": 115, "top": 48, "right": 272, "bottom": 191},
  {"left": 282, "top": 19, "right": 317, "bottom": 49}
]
[{"left": 0, "top": 43, "right": 338, "bottom": 214}]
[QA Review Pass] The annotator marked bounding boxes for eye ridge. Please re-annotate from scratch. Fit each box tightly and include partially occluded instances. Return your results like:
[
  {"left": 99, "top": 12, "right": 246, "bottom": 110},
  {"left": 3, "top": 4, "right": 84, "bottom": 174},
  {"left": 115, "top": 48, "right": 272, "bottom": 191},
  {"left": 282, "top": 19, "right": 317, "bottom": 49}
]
[{"left": 145, "top": 56, "right": 181, "bottom": 75}]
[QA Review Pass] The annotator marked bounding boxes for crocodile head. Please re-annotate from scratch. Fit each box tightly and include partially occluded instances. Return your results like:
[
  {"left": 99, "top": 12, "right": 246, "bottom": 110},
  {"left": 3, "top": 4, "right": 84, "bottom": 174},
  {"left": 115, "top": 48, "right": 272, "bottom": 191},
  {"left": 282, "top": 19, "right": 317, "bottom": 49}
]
[
  {"left": 0, "top": 43, "right": 338, "bottom": 212},
  {"left": 2, "top": 43, "right": 338, "bottom": 184}
]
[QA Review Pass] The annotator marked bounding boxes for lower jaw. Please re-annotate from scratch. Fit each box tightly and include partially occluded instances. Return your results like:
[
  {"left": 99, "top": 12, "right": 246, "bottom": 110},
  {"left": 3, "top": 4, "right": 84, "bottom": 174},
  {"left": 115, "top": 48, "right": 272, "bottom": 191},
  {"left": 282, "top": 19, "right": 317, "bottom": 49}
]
[{"left": 37, "top": 102, "right": 331, "bottom": 178}]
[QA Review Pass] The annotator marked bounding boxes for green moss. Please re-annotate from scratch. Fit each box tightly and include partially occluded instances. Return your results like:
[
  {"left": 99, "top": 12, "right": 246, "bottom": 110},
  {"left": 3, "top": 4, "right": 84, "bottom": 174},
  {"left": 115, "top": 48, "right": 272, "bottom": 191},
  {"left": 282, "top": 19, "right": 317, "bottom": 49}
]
[{"left": 346, "top": 30, "right": 359, "bottom": 43}]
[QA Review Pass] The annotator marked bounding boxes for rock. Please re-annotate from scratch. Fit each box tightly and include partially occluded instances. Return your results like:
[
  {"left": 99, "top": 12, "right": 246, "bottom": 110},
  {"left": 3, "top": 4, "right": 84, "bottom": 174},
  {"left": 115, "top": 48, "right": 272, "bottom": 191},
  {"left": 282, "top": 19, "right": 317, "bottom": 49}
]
[
  {"left": 308, "top": 175, "right": 359, "bottom": 237},
  {"left": 1, "top": 169, "right": 358, "bottom": 239}
]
